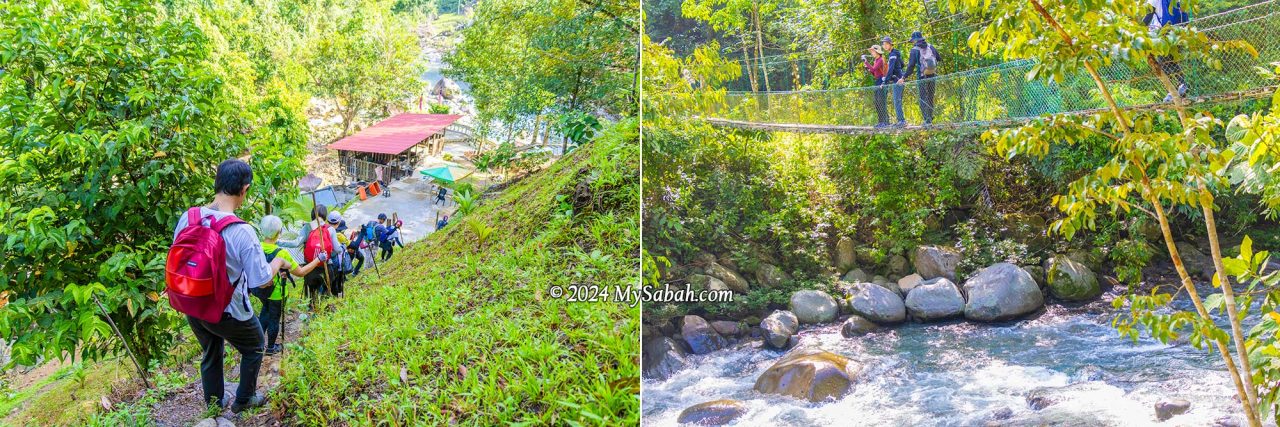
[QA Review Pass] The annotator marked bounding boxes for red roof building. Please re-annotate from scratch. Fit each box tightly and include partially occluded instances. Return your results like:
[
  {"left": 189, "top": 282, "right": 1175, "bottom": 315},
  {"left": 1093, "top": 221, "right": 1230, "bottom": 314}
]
[
  {"left": 330, "top": 113, "right": 463, "bottom": 183},
  {"left": 329, "top": 113, "right": 462, "bottom": 155}
]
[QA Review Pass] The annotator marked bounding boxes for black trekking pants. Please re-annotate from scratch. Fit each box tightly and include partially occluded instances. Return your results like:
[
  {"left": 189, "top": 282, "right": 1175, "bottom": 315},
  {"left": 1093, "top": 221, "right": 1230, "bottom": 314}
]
[
  {"left": 873, "top": 84, "right": 889, "bottom": 125},
  {"left": 918, "top": 79, "right": 937, "bottom": 124},
  {"left": 186, "top": 313, "right": 265, "bottom": 407}
]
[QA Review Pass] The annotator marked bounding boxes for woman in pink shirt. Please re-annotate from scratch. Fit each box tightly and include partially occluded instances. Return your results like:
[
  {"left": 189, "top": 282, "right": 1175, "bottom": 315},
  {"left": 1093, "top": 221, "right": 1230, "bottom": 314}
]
[{"left": 863, "top": 45, "right": 890, "bottom": 127}]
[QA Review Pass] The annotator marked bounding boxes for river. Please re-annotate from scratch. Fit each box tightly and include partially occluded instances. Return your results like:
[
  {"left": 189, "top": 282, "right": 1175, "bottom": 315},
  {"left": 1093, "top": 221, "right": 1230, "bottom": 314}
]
[{"left": 642, "top": 292, "right": 1252, "bottom": 426}]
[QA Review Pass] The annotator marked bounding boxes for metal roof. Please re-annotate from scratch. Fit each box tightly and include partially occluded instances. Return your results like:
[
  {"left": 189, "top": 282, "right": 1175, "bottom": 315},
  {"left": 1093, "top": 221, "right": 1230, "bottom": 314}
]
[{"left": 328, "top": 113, "right": 463, "bottom": 155}]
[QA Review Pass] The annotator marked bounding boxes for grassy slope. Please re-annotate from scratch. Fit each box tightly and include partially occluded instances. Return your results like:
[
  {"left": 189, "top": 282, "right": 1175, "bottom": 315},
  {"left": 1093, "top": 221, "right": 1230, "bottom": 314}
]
[{"left": 277, "top": 120, "right": 640, "bottom": 425}]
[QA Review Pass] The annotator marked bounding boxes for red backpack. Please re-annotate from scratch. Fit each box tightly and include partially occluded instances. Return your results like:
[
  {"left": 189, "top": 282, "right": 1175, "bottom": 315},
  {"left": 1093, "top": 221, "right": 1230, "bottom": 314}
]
[
  {"left": 165, "top": 207, "right": 244, "bottom": 323},
  {"left": 303, "top": 223, "right": 333, "bottom": 263}
]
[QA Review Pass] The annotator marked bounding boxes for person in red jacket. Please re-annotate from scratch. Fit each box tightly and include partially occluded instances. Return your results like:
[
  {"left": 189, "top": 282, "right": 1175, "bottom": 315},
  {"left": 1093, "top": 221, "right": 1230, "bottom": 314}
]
[{"left": 862, "top": 45, "right": 889, "bottom": 127}]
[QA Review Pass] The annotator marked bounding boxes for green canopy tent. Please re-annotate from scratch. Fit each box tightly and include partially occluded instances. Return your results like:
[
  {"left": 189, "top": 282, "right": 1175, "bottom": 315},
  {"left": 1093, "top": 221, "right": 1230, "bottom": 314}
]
[{"left": 419, "top": 163, "right": 472, "bottom": 184}]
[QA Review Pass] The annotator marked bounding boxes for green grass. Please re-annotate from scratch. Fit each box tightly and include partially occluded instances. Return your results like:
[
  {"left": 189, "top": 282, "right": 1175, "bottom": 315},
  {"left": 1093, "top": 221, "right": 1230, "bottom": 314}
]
[
  {"left": 276, "top": 119, "right": 640, "bottom": 425},
  {"left": 2, "top": 360, "right": 129, "bottom": 426}
]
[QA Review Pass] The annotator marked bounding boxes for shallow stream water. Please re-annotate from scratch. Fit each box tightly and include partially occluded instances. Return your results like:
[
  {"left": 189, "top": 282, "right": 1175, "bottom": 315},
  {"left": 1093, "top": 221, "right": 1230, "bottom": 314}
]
[{"left": 642, "top": 292, "right": 1255, "bottom": 426}]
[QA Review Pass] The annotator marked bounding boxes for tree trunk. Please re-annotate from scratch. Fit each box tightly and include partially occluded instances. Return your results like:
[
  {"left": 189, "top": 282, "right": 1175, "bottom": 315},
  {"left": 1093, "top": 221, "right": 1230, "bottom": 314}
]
[
  {"left": 1029, "top": 2, "right": 1258, "bottom": 423},
  {"left": 1202, "top": 194, "right": 1262, "bottom": 423},
  {"left": 753, "top": 6, "right": 770, "bottom": 92},
  {"left": 741, "top": 35, "right": 758, "bottom": 92}
]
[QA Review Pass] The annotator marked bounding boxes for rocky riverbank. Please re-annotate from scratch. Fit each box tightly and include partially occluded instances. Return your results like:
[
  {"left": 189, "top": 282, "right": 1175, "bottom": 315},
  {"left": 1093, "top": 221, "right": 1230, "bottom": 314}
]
[{"left": 643, "top": 239, "right": 1254, "bottom": 425}]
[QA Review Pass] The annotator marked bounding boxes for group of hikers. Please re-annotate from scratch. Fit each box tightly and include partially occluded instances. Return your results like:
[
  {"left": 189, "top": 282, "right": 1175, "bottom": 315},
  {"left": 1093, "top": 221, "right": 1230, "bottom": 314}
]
[
  {"left": 165, "top": 159, "right": 414, "bottom": 413},
  {"left": 858, "top": 0, "right": 1187, "bottom": 128}
]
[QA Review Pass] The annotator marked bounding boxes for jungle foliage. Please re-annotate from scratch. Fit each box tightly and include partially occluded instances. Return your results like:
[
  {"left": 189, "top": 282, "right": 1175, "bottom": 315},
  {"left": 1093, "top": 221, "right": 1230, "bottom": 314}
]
[{"left": 0, "top": 0, "right": 428, "bottom": 371}]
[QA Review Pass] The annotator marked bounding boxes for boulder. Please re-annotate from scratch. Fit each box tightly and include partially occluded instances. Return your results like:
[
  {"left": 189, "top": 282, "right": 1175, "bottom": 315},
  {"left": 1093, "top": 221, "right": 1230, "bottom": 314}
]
[
  {"left": 1155, "top": 398, "right": 1191, "bottom": 421},
  {"left": 710, "top": 320, "right": 744, "bottom": 338},
  {"left": 755, "top": 263, "right": 791, "bottom": 288},
  {"left": 1066, "top": 248, "right": 1106, "bottom": 273},
  {"left": 790, "top": 290, "right": 839, "bottom": 324},
  {"left": 887, "top": 255, "right": 909, "bottom": 276},
  {"left": 842, "top": 268, "right": 871, "bottom": 283},
  {"left": 914, "top": 246, "right": 960, "bottom": 281},
  {"left": 677, "top": 399, "right": 748, "bottom": 425},
  {"left": 430, "top": 78, "right": 462, "bottom": 100},
  {"left": 717, "top": 253, "right": 739, "bottom": 271},
  {"left": 642, "top": 336, "right": 687, "bottom": 380},
  {"left": 193, "top": 418, "right": 234, "bottom": 427},
  {"left": 705, "top": 262, "right": 749, "bottom": 294},
  {"left": 897, "top": 274, "right": 924, "bottom": 295},
  {"left": 693, "top": 252, "right": 718, "bottom": 265},
  {"left": 1045, "top": 255, "right": 1101, "bottom": 301},
  {"left": 835, "top": 237, "right": 857, "bottom": 272},
  {"left": 753, "top": 348, "right": 862, "bottom": 402},
  {"left": 871, "top": 275, "right": 900, "bottom": 295},
  {"left": 1175, "top": 241, "right": 1214, "bottom": 280},
  {"left": 844, "top": 282, "right": 907, "bottom": 324},
  {"left": 681, "top": 315, "right": 728, "bottom": 355},
  {"left": 963, "top": 263, "right": 1044, "bottom": 322},
  {"left": 904, "top": 278, "right": 965, "bottom": 321},
  {"left": 840, "top": 315, "right": 879, "bottom": 337},
  {"left": 1026, "top": 387, "right": 1058, "bottom": 410},
  {"left": 687, "top": 274, "right": 730, "bottom": 292},
  {"left": 1072, "top": 365, "right": 1105, "bottom": 383},
  {"left": 760, "top": 311, "right": 799, "bottom": 349},
  {"left": 1022, "top": 265, "right": 1047, "bottom": 289}
]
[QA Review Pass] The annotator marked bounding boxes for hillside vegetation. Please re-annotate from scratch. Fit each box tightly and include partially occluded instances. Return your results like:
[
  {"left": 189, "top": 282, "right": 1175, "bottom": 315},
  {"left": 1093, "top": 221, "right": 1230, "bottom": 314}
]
[{"left": 277, "top": 120, "right": 641, "bottom": 425}]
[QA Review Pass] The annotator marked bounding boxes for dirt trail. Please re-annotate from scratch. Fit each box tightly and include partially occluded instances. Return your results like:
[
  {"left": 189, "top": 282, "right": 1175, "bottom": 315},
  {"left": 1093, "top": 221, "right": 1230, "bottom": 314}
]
[{"left": 148, "top": 308, "right": 309, "bottom": 427}]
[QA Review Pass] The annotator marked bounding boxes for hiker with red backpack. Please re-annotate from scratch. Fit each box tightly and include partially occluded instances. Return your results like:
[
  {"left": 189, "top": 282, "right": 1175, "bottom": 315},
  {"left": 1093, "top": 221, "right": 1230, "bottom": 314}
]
[
  {"left": 277, "top": 204, "right": 342, "bottom": 306},
  {"left": 166, "top": 159, "right": 305, "bottom": 413},
  {"left": 255, "top": 215, "right": 327, "bottom": 355}
]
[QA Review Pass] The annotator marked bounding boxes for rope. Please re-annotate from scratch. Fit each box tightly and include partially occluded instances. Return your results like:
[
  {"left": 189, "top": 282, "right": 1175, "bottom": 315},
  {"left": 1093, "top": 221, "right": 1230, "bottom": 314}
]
[{"left": 695, "top": 0, "right": 1280, "bottom": 133}]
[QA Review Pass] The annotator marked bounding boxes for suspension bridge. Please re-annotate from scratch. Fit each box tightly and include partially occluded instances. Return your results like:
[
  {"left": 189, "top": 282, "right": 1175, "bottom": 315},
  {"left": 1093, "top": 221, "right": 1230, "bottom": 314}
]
[{"left": 701, "top": 0, "right": 1280, "bottom": 134}]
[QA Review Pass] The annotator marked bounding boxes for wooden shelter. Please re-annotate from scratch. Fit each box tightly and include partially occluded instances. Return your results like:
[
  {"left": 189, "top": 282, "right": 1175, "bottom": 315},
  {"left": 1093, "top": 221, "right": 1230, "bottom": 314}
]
[{"left": 329, "top": 113, "right": 463, "bottom": 184}]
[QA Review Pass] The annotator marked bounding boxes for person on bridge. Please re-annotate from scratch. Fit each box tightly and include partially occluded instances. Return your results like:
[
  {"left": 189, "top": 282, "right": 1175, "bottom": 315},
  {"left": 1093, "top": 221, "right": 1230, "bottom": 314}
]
[
  {"left": 900, "top": 31, "right": 942, "bottom": 126},
  {"left": 881, "top": 36, "right": 906, "bottom": 127},
  {"left": 862, "top": 45, "right": 890, "bottom": 127},
  {"left": 1144, "top": 0, "right": 1189, "bottom": 102}
]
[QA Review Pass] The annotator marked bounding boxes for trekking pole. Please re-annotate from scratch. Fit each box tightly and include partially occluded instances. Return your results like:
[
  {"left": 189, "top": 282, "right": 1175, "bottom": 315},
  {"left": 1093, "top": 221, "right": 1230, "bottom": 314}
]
[
  {"left": 367, "top": 244, "right": 382, "bottom": 279},
  {"left": 91, "top": 294, "right": 152, "bottom": 389},
  {"left": 299, "top": 174, "right": 333, "bottom": 297}
]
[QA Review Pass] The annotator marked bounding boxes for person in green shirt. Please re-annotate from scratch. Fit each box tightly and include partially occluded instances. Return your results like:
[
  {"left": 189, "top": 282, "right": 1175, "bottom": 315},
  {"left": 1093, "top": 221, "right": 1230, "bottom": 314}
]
[{"left": 256, "top": 215, "right": 326, "bottom": 355}]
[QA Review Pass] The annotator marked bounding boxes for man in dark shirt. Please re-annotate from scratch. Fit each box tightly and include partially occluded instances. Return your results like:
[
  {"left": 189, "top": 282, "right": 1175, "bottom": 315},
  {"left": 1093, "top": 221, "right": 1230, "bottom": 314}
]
[
  {"left": 881, "top": 36, "right": 906, "bottom": 127},
  {"left": 900, "top": 31, "right": 942, "bottom": 125}
]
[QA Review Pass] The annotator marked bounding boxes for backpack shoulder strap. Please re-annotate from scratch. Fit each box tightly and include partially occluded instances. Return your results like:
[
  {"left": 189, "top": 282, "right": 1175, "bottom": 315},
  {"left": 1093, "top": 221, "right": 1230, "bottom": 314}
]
[
  {"left": 266, "top": 247, "right": 284, "bottom": 262},
  {"left": 185, "top": 207, "right": 203, "bottom": 228},
  {"left": 210, "top": 214, "right": 245, "bottom": 233}
]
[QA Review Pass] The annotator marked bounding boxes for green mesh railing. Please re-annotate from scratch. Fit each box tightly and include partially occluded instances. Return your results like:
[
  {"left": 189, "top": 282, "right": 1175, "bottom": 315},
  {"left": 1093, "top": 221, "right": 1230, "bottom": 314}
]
[{"left": 703, "top": 0, "right": 1280, "bottom": 130}]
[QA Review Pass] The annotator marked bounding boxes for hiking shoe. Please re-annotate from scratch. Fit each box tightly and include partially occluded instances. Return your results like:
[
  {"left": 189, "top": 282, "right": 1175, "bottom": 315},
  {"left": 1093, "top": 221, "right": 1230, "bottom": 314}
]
[
  {"left": 230, "top": 393, "right": 268, "bottom": 413},
  {"left": 265, "top": 344, "right": 283, "bottom": 356}
]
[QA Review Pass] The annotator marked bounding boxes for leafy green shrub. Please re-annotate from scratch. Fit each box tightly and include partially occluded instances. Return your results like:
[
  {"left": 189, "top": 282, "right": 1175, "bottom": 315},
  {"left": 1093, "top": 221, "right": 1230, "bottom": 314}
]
[
  {"left": 428, "top": 103, "right": 451, "bottom": 114},
  {"left": 0, "top": 0, "right": 307, "bottom": 366},
  {"left": 1111, "top": 238, "right": 1152, "bottom": 286}
]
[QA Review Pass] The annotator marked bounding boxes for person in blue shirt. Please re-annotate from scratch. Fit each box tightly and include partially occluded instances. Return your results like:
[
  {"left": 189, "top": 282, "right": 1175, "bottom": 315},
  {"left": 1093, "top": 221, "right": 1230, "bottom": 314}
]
[{"left": 880, "top": 36, "right": 906, "bottom": 127}]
